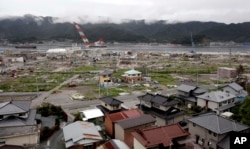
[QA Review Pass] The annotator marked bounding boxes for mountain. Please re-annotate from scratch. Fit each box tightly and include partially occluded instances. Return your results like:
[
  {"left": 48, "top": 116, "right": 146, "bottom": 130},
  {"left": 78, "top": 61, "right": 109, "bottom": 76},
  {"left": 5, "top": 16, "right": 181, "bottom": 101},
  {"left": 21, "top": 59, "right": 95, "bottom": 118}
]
[{"left": 1, "top": 15, "right": 250, "bottom": 44}]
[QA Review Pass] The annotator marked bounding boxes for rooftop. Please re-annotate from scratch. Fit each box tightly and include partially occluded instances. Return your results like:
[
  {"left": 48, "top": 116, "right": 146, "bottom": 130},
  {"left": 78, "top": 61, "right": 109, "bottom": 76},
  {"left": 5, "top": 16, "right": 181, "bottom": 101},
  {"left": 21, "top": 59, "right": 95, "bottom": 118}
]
[
  {"left": 177, "top": 84, "right": 197, "bottom": 93},
  {"left": 188, "top": 113, "right": 249, "bottom": 134},
  {"left": 0, "top": 100, "right": 31, "bottom": 115},
  {"left": 63, "top": 121, "right": 103, "bottom": 148},
  {"left": 124, "top": 69, "right": 141, "bottom": 75},
  {"left": 132, "top": 123, "right": 189, "bottom": 148},
  {"left": 81, "top": 108, "right": 104, "bottom": 121},
  {"left": 116, "top": 114, "right": 155, "bottom": 129},
  {"left": 99, "top": 96, "right": 123, "bottom": 106},
  {"left": 107, "top": 109, "right": 141, "bottom": 122},
  {"left": 138, "top": 93, "right": 179, "bottom": 106},
  {"left": 196, "top": 91, "right": 236, "bottom": 103}
]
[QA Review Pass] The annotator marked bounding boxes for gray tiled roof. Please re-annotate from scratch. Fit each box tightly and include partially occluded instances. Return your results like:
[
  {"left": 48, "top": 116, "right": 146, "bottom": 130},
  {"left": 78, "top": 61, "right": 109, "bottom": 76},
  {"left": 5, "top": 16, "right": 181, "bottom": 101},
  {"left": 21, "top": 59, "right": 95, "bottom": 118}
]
[
  {"left": 188, "top": 113, "right": 249, "bottom": 134},
  {"left": 100, "top": 97, "right": 123, "bottom": 106},
  {"left": 196, "top": 91, "right": 236, "bottom": 103},
  {"left": 0, "top": 109, "right": 37, "bottom": 127},
  {"left": 227, "top": 82, "right": 243, "bottom": 91},
  {"left": 116, "top": 114, "right": 155, "bottom": 129},
  {"left": 101, "top": 70, "right": 113, "bottom": 75},
  {"left": 0, "top": 100, "right": 31, "bottom": 115},
  {"left": 138, "top": 93, "right": 179, "bottom": 106},
  {"left": 177, "top": 84, "right": 196, "bottom": 92}
]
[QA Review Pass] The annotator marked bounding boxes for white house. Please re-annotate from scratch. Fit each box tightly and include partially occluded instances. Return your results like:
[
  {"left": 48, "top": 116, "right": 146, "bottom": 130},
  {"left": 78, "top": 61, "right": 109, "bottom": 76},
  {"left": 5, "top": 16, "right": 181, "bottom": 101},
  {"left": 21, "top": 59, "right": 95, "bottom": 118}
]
[{"left": 197, "top": 91, "right": 236, "bottom": 114}]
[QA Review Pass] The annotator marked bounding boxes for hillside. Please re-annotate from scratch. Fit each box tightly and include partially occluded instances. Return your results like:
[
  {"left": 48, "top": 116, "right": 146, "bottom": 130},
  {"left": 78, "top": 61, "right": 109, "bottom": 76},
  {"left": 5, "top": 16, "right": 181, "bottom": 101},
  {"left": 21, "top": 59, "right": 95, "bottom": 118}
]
[{"left": 1, "top": 15, "right": 250, "bottom": 44}]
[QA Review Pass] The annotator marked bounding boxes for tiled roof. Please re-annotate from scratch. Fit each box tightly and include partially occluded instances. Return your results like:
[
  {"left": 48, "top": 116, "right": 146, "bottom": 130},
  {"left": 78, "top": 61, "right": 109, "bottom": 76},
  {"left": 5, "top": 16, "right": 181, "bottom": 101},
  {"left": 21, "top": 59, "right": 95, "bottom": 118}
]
[
  {"left": 132, "top": 123, "right": 189, "bottom": 148},
  {"left": 0, "top": 109, "right": 37, "bottom": 128},
  {"left": 196, "top": 91, "right": 236, "bottom": 103},
  {"left": 0, "top": 100, "right": 31, "bottom": 115},
  {"left": 138, "top": 93, "right": 179, "bottom": 106},
  {"left": 107, "top": 109, "right": 141, "bottom": 122},
  {"left": 226, "top": 82, "right": 243, "bottom": 91},
  {"left": 177, "top": 84, "right": 196, "bottom": 92},
  {"left": 188, "top": 113, "right": 249, "bottom": 134},
  {"left": 101, "top": 70, "right": 113, "bottom": 75},
  {"left": 124, "top": 69, "right": 141, "bottom": 75},
  {"left": 116, "top": 114, "right": 155, "bottom": 129},
  {"left": 98, "top": 139, "right": 129, "bottom": 149},
  {"left": 100, "top": 97, "right": 123, "bottom": 106}
]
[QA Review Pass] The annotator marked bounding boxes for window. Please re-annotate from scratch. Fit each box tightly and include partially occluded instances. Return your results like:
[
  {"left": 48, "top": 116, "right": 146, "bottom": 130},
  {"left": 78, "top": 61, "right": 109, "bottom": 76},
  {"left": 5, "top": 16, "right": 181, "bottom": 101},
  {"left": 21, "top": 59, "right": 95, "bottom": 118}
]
[
  {"left": 219, "top": 103, "right": 222, "bottom": 106},
  {"left": 193, "top": 123, "right": 196, "bottom": 127},
  {"left": 208, "top": 130, "right": 212, "bottom": 134},
  {"left": 213, "top": 133, "right": 217, "bottom": 137}
]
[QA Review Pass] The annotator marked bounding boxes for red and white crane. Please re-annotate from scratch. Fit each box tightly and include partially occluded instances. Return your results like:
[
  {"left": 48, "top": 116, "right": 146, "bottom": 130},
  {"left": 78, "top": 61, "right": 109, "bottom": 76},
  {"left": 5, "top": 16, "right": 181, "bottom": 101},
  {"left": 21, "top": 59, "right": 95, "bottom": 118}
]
[{"left": 73, "top": 22, "right": 106, "bottom": 48}]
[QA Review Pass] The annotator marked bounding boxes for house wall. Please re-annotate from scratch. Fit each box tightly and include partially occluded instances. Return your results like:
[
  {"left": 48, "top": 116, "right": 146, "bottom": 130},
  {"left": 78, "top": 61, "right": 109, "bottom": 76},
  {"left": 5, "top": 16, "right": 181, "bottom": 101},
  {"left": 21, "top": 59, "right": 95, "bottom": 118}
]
[
  {"left": 155, "top": 116, "right": 166, "bottom": 126},
  {"left": 133, "top": 138, "right": 147, "bottom": 149},
  {"left": 197, "top": 98, "right": 206, "bottom": 107},
  {"left": 208, "top": 101, "right": 219, "bottom": 113},
  {"left": 99, "top": 74, "right": 112, "bottom": 83},
  {"left": 115, "top": 122, "right": 155, "bottom": 141},
  {"left": 141, "top": 100, "right": 151, "bottom": 108},
  {"left": 101, "top": 102, "right": 121, "bottom": 111},
  {"left": 155, "top": 114, "right": 184, "bottom": 126},
  {"left": 104, "top": 116, "right": 114, "bottom": 137},
  {"left": 178, "top": 91, "right": 189, "bottom": 97},
  {"left": 4, "top": 133, "right": 39, "bottom": 148},
  {"left": 123, "top": 76, "right": 142, "bottom": 84},
  {"left": 188, "top": 122, "right": 225, "bottom": 149}
]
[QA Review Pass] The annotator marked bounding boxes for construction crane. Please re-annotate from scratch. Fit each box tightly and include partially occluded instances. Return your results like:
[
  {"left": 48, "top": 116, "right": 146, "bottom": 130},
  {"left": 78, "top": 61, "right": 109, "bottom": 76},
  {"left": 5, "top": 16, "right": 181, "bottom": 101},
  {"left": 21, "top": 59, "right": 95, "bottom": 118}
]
[{"left": 73, "top": 22, "right": 106, "bottom": 48}]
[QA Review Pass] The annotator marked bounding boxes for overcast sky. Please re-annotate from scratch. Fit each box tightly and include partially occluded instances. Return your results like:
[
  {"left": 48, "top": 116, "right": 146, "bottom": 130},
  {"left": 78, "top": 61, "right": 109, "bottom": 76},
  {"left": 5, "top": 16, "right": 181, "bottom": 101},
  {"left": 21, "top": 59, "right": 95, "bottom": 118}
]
[{"left": 1, "top": 0, "right": 250, "bottom": 24}]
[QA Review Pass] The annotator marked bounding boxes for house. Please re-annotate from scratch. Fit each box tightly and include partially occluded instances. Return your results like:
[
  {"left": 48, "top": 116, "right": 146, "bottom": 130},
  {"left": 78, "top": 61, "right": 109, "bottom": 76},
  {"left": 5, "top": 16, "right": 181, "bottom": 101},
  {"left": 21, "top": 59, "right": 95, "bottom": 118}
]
[
  {"left": 114, "top": 114, "right": 155, "bottom": 148},
  {"left": 104, "top": 109, "right": 142, "bottom": 138},
  {"left": 196, "top": 91, "right": 236, "bottom": 114},
  {"left": 97, "top": 139, "right": 129, "bottom": 149},
  {"left": 138, "top": 93, "right": 185, "bottom": 126},
  {"left": 99, "top": 70, "right": 113, "bottom": 84},
  {"left": 132, "top": 123, "right": 190, "bottom": 149},
  {"left": 188, "top": 113, "right": 249, "bottom": 149},
  {"left": 0, "top": 100, "right": 40, "bottom": 148},
  {"left": 177, "top": 84, "right": 207, "bottom": 107},
  {"left": 122, "top": 69, "right": 142, "bottom": 83},
  {"left": 81, "top": 108, "right": 104, "bottom": 122},
  {"left": 97, "top": 96, "right": 124, "bottom": 114},
  {"left": 221, "top": 82, "right": 248, "bottom": 102},
  {"left": 63, "top": 121, "right": 103, "bottom": 149}
]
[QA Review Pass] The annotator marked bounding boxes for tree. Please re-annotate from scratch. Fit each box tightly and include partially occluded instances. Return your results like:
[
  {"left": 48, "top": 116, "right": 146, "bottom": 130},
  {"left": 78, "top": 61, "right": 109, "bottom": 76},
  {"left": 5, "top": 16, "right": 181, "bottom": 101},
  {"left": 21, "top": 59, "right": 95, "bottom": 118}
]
[
  {"left": 237, "top": 64, "right": 244, "bottom": 76},
  {"left": 239, "top": 96, "right": 250, "bottom": 126}
]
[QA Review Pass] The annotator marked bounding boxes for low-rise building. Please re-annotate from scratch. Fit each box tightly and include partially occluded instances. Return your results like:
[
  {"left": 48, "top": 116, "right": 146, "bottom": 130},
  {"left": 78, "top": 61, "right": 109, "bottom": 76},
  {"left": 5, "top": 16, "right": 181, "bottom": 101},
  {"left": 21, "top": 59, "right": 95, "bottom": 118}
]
[
  {"left": 81, "top": 108, "right": 104, "bottom": 122},
  {"left": 188, "top": 113, "right": 249, "bottom": 149},
  {"left": 97, "top": 96, "right": 124, "bottom": 114},
  {"left": 177, "top": 84, "right": 207, "bottom": 107},
  {"left": 122, "top": 69, "right": 142, "bottom": 83},
  {"left": 138, "top": 93, "right": 185, "bottom": 126},
  {"left": 221, "top": 82, "right": 248, "bottom": 102},
  {"left": 97, "top": 139, "right": 129, "bottom": 149},
  {"left": 217, "top": 67, "right": 237, "bottom": 79},
  {"left": 0, "top": 100, "right": 40, "bottom": 148},
  {"left": 63, "top": 121, "right": 103, "bottom": 149},
  {"left": 114, "top": 114, "right": 155, "bottom": 148},
  {"left": 99, "top": 70, "right": 113, "bottom": 84},
  {"left": 104, "top": 109, "right": 142, "bottom": 138},
  {"left": 196, "top": 91, "right": 236, "bottom": 114}
]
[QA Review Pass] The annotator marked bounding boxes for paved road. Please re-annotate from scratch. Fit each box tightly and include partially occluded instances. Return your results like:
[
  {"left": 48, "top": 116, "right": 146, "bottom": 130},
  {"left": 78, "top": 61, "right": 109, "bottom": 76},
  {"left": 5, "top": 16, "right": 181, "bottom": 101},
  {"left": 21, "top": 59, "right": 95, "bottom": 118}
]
[{"left": 31, "top": 75, "right": 79, "bottom": 108}]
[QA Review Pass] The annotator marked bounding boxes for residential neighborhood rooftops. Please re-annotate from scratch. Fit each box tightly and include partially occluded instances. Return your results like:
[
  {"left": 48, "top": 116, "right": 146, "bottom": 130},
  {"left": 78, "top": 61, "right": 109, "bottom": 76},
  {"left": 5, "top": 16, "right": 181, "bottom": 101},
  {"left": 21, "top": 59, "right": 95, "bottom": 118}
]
[
  {"left": 132, "top": 123, "right": 189, "bottom": 148},
  {"left": 226, "top": 82, "right": 243, "bottom": 91},
  {"left": 124, "top": 69, "right": 141, "bottom": 75},
  {"left": 0, "top": 100, "right": 31, "bottom": 115},
  {"left": 100, "top": 70, "right": 113, "bottom": 75},
  {"left": 107, "top": 109, "right": 142, "bottom": 122},
  {"left": 81, "top": 108, "right": 104, "bottom": 121},
  {"left": 196, "top": 91, "right": 236, "bottom": 102},
  {"left": 97, "top": 139, "right": 130, "bottom": 149},
  {"left": 188, "top": 113, "right": 249, "bottom": 134},
  {"left": 63, "top": 121, "right": 103, "bottom": 148},
  {"left": 138, "top": 93, "right": 179, "bottom": 106},
  {"left": 116, "top": 114, "right": 155, "bottom": 129},
  {"left": 99, "top": 97, "right": 123, "bottom": 106},
  {"left": 0, "top": 109, "right": 37, "bottom": 128},
  {"left": 177, "top": 84, "right": 196, "bottom": 92}
]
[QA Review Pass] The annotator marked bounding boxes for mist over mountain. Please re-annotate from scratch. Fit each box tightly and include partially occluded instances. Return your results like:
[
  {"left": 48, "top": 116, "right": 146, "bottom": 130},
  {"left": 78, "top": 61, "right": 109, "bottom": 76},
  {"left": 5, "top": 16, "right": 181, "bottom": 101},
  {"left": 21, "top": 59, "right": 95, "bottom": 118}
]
[{"left": 1, "top": 15, "right": 250, "bottom": 44}]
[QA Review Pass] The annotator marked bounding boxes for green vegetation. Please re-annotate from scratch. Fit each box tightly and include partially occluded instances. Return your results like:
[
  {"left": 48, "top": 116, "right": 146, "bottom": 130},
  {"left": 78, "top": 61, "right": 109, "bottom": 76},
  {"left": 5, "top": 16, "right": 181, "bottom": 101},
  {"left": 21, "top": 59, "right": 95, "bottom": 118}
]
[{"left": 232, "top": 96, "right": 250, "bottom": 126}]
